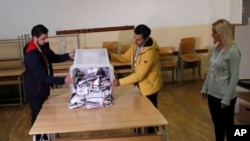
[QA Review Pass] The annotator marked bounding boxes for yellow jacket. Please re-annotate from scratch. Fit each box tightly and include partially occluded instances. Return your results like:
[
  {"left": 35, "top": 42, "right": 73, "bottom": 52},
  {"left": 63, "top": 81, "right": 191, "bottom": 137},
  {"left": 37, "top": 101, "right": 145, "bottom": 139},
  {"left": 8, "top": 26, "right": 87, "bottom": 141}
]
[{"left": 110, "top": 38, "right": 163, "bottom": 96}]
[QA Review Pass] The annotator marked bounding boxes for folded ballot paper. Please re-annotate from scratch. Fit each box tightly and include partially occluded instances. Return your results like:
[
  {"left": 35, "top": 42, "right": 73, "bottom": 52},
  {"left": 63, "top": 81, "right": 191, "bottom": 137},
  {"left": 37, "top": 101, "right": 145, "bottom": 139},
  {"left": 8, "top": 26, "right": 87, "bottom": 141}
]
[{"left": 68, "top": 49, "right": 114, "bottom": 109}]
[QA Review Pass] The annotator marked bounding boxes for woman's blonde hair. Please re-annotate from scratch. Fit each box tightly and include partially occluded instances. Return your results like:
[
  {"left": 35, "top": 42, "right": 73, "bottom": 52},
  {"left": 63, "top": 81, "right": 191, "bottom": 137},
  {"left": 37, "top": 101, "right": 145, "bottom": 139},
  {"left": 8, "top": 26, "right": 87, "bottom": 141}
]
[{"left": 212, "top": 19, "right": 235, "bottom": 49}]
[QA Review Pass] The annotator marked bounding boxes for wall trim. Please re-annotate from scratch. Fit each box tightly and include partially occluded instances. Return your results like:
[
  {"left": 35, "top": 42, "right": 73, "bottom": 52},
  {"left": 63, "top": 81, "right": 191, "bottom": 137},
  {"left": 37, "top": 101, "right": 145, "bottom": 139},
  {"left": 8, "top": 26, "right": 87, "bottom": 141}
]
[{"left": 56, "top": 25, "right": 135, "bottom": 35}]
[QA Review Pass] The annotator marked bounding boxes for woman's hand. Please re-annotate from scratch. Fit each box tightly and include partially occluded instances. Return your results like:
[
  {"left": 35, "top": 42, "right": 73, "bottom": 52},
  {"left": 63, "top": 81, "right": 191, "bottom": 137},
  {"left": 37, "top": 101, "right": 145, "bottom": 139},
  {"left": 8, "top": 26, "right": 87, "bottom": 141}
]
[
  {"left": 201, "top": 93, "right": 208, "bottom": 99},
  {"left": 221, "top": 103, "right": 229, "bottom": 109}
]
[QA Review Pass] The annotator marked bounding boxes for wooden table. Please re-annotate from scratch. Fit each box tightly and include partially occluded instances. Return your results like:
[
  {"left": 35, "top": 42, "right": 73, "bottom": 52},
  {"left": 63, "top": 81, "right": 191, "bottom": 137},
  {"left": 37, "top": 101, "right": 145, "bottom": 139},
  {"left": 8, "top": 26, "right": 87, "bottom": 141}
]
[
  {"left": 29, "top": 85, "right": 168, "bottom": 141},
  {"left": 0, "top": 69, "right": 25, "bottom": 107}
]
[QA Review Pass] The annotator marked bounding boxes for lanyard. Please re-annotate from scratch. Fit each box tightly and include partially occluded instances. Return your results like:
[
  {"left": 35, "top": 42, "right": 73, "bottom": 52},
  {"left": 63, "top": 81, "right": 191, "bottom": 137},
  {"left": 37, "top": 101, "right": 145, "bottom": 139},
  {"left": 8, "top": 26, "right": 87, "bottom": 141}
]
[{"left": 211, "top": 47, "right": 224, "bottom": 72}]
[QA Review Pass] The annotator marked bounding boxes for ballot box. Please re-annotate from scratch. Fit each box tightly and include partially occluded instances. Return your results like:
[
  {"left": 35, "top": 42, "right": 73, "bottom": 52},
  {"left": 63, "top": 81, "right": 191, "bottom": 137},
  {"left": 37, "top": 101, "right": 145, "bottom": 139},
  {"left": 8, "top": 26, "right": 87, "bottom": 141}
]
[{"left": 68, "top": 49, "right": 114, "bottom": 109}]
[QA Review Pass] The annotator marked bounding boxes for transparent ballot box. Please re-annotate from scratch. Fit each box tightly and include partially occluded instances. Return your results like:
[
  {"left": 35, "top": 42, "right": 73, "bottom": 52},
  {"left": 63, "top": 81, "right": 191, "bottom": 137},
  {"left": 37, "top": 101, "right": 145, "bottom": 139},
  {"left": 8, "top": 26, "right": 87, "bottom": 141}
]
[{"left": 69, "top": 49, "right": 114, "bottom": 109}]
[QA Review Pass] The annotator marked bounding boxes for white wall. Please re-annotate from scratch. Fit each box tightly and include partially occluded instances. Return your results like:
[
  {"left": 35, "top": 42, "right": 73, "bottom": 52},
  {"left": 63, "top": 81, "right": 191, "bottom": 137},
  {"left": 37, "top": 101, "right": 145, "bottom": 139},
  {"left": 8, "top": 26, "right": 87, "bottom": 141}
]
[
  {"left": 235, "top": 25, "right": 250, "bottom": 79},
  {"left": 209, "top": 0, "right": 242, "bottom": 24},
  {"left": 0, "top": 0, "right": 210, "bottom": 38}
]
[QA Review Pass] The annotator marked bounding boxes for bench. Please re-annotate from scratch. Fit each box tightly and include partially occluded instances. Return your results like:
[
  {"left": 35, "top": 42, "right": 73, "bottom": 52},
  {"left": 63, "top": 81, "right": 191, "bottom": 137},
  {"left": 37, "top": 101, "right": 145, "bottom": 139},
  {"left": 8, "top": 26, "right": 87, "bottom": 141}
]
[
  {"left": 0, "top": 60, "right": 25, "bottom": 107},
  {"left": 55, "top": 134, "right": 162, "bottom": 141}
]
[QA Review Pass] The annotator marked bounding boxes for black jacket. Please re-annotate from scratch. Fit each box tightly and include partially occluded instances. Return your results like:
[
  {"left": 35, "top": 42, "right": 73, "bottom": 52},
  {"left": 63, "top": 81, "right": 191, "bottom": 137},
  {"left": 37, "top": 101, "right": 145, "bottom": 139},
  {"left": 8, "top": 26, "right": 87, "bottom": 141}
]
[{"left": 23, "top": 42, "right": 70, "bottom": 99}]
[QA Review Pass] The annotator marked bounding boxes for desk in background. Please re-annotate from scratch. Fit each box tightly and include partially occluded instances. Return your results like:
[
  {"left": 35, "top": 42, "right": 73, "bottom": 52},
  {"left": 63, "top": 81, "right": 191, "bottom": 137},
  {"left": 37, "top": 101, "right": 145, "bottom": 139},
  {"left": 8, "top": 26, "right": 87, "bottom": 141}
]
[
  {"left": 29, "top": 85, "right": 168, "bottom": 141},
  {"left": 51, "top": 49, "right": 208, "bottom": 81},
  {"left": 111, "top": 62, "right": 132, "bottom": 76},
  {"left": 52, "top": 61, "right": 73, "bottom": 77},
  {"left": 0, "top": 69, "right": 25, "bottom": 107}
]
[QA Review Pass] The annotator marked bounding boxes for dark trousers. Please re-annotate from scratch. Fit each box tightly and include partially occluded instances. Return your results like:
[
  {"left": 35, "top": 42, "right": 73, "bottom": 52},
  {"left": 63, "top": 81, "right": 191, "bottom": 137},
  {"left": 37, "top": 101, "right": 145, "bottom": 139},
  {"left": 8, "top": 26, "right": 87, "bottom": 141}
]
[
  {"left": 208, "top": 95, "right": 236, "bottom": 141},
  {"left": 28, "top": 96, "right": 47, "bottom": 126},
  {"left": 146, "top": 93, "right": 158, "bottom": 133},
  {"left": 146, "top": 92, "right": 158, "bottom": 108},
  {"left": 27, "top": 95, "right": 48, "bottom": 141}
]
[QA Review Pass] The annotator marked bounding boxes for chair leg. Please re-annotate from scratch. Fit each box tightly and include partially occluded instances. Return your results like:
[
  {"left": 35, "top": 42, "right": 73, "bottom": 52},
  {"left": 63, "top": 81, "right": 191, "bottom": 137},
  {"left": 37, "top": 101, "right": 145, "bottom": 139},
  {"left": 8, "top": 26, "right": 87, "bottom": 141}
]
[
  {"left": 198, "top": 62, "right": 201, "bottom": 80},
  {"left": 192, "top": 68, "right": 195, "bottom": 81},
  {"left": 181, "top": 62, "right": 184, "bottom": 85},
  {"left": 176, "top": 64, "right": 182, "bottom": 85},
  {"left": 18, "top": 77, "right": 23, "bottom": 108},
  {"left": 172, "top": 68, "right": 174, "bottom": 82}
]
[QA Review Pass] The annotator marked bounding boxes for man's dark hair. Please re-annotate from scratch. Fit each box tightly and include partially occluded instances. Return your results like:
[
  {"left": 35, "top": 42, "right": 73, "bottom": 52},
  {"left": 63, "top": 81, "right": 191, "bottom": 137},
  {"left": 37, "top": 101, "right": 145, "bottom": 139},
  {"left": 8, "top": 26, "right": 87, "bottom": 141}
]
[
  {"left": 31, "top": 24, "right": 48, "bottom": 38},
  {"left": 134, "top": 24, "right": 151, "bottom": 39}
]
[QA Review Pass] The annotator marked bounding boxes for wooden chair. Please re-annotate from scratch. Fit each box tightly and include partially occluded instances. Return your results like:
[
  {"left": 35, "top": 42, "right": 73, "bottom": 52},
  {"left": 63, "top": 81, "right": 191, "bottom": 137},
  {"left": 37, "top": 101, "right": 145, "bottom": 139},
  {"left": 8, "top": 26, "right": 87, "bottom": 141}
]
[
  {"left": 102, "top": 41, "right": 118, "bottom": 53},
  {"left": 120, "top": 44, "right": 131, "bottom": 54},
  {"left": 176, "top": 37, "right": 201, "bottom": 84},
  {"left": 159, "top": 47, "right": 176, "bottom": 82}
]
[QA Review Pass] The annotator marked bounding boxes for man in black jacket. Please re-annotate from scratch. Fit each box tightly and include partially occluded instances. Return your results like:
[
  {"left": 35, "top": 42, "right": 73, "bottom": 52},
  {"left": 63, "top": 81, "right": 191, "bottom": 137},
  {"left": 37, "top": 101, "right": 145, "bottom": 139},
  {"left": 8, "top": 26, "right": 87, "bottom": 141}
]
[{"left": 23, "top": 24, "right": 74, "bottom": 140}]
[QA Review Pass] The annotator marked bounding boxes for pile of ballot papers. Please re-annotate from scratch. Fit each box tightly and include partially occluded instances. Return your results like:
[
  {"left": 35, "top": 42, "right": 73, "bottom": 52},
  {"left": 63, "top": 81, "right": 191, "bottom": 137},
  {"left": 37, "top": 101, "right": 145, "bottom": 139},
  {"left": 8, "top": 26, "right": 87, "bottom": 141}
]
[{"left": 68, "top": 67, "right": 113, "bottom": 109}]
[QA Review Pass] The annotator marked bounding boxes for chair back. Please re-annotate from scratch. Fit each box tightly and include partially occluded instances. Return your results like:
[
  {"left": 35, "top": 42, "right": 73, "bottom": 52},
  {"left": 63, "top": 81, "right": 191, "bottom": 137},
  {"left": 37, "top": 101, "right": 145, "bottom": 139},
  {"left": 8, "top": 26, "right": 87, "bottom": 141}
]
[
  {"left": 179, "top": 37, "right": 196, "bottom": 55},
  {"left": 159, "top": 46, "right": 176, "bottom": 82},
  {"left": 159, "top": 46, "right": 174, "bottom": 64},
  {"left": 102, "top": 41, "right": 118, "bottom": 53},
  {"left": 120, "top": 44, "right": 131, "bottom": 54}
]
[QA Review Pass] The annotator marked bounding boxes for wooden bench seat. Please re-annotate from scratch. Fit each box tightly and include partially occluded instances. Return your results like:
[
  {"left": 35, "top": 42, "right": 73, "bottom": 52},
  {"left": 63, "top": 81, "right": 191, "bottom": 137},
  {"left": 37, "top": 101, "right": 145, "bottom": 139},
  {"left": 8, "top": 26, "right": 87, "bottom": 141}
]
[
  {"left": 0, "top": 80, "right": 20, "bottom": 85},
  {"left": 114, "top": 68, "right": 132, "bottom": 74},
  {"left": 55, "top": 134, "right": 162, "bottom": 141},
  {"left": 0, "top": 60, "right": 24, "bottom": 70},
  {"left": 0, "top": 60, "right": 25, "bottom": 107}
]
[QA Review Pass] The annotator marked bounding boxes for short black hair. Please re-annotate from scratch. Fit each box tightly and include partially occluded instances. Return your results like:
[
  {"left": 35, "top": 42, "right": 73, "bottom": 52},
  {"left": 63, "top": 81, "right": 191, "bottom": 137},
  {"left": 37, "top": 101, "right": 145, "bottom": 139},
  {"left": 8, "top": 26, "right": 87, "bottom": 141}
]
[
  {"left": 31, "top": 24, "right": 48, "bottom": 38},
  {"left": 134, "top": 24, "right": 151, "bottom": 39}
]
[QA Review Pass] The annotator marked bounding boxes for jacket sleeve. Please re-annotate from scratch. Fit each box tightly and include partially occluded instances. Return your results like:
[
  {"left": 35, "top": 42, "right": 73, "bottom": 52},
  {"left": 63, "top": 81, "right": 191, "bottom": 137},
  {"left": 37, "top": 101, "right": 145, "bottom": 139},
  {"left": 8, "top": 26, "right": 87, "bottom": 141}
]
[
  {"left": 110, "top": 45, "right": 133, "bottom": 63},
  {"left": 119, "top": 49, "right": 157, "bottom": 85},
  {"left": 25, "top": 52, "right": 65, "bottom": 85},
  {"left": 201, "top": 47, "right": 215, "bottom": 94},
  {"left": 221, "top": 47, "right": 241, "bottom": 105},
  {"left": 50, "top": 52, "right": 70, "bottom": 63},
  {"left": 44, "top": 43, "right": 70, "bottom": 63},
  {"left": 201, "top": 75, "right": 209, "bottom": 94}
]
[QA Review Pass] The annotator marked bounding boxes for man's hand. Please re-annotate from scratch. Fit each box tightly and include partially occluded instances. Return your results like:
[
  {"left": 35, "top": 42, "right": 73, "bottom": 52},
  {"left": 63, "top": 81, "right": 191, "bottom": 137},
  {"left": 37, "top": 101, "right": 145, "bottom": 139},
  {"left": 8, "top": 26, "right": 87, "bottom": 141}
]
[
  {"left": 64, "top": 75, "right": 74, "bottom": 84},
  {"left": 111, "top": 79, "right": 120, "bottom": 86},
  {"left": 69, "top": 49, "right": 75, "bottom": 59}
]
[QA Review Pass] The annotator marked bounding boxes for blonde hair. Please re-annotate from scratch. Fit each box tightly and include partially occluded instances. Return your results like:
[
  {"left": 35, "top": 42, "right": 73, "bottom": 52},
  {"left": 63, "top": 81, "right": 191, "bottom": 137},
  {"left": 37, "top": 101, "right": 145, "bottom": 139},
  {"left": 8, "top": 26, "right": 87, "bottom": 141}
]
[{"left": 212, "top": 19, "right": 235, "bottom": 49}]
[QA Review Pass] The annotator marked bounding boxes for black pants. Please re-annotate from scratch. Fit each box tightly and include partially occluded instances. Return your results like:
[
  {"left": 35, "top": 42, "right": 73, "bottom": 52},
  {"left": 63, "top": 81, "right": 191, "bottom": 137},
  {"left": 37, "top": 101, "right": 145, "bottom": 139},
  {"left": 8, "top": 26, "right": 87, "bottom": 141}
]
[
  {"left": 146, "top": 93, "right": 158, "bottom": 133},
  {"left": 27, "top": 95, "right": 48, "bottom": 141},
  {"left": 28, "top": 96, "right": 47, "bottom": 126},
  {"left": 146, "top": 92, "right": 158, "bottom": 108},
  {"left": 208, "top": 95, "right": 236, "bottom": 141}
]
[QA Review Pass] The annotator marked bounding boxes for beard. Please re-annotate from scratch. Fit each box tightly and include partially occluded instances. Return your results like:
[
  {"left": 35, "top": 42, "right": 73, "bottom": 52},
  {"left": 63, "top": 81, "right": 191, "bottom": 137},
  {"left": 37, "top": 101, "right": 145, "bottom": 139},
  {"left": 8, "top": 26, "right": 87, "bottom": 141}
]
[{"left": 37, "top": 41, "right": 46, "bottom": 48}]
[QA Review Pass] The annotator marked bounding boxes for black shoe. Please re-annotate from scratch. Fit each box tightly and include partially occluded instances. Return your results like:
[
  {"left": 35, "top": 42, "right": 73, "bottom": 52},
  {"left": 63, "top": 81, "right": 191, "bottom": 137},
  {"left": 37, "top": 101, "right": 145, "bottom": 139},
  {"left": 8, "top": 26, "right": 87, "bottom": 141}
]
[
  {"left": 42, "top": 134, "right": 48, "bottom": 140},
  {"left": 35, "top": 134, "right": 48, "bottom": 141},
  {"left": 35, "top": 134, "right": 41, "bottom": 141}
]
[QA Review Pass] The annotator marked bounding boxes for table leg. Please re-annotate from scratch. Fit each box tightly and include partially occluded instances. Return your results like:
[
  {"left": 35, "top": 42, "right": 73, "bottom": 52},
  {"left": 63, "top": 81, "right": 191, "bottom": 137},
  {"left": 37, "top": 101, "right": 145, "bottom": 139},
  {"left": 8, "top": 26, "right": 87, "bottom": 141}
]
[
  {"left": 160, "top": 125, "right": 167, "bottom": 141},
  {"left": 32, "top": 135, "right": 36, "bottom": 141},
  {"left": 48, "top": 133, "right": 56, "bottom": 140}
]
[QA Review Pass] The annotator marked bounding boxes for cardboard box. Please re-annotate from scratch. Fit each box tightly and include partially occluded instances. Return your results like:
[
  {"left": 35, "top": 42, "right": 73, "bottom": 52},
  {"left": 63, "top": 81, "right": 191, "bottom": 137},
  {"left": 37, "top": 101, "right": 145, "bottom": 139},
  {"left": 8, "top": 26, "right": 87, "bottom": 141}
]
[
  {"left": 239, "top": 102, "right": 250, "bottom": 123},
  {"left": 235, "top": 91, "right": 250, "bottom": 113},
  {"left": 238, "top": 91, "right": 250, "bottom": 102}
]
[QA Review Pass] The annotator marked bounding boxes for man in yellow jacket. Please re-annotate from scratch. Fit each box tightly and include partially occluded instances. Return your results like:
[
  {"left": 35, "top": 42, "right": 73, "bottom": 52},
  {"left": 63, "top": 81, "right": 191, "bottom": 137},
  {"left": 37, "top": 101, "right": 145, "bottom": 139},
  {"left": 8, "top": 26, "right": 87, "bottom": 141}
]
[{"left": 110, "top": 24, "right": 163, "bottom": 109}]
